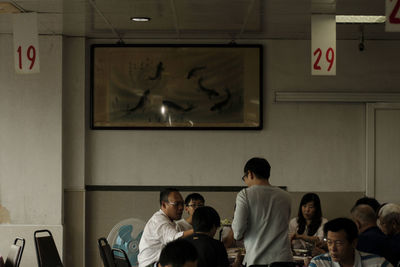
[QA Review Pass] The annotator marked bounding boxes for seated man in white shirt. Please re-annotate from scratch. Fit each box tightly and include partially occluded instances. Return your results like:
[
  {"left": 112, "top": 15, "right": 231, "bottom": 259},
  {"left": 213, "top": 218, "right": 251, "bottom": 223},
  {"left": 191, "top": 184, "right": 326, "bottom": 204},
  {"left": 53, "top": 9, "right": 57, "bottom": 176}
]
[
  {"left": 158, "top": 239, "right": 198, "bottom": 267},
  {"left": 309, "top": 217, "right": 392, "bottom": 267},
  {"left": 138, "top": 188, "right": 194, "bottom": 267},
  {"left": 176, "top": 193, "right": 205, "bottom": 231}
]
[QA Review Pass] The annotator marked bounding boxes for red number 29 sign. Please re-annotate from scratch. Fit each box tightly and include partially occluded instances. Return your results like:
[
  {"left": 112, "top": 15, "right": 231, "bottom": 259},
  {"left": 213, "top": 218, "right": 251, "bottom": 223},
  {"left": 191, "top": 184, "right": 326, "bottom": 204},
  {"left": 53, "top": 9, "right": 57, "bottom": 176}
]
[
  {"left": 311, "top": 15, "right": 336, "bottom": 76},
  {"left": 13, "top": 13, "right": 40, "bottom": 74},
  {"left": 386, "top": 0, "right": 400, "bottom": 32}
]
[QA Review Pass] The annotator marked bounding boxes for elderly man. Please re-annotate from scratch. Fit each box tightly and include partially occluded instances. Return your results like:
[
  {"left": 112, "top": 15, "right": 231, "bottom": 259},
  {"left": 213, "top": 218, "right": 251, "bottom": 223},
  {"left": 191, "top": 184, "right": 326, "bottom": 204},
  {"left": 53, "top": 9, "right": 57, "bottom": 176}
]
[
  {"left": 138, "top": 188, "right": 194, "bottom": 267},
  {"left": 232, "top": 157, "right": 292, "bottom": 266},
  {"left": 310, "top": 218, "right": 392, "bottom": 267},
  {"left": 377, "top": 203, "right": 400, "bottom": 266},
  {"left": 350, "top": 204, "right": 388, "bottom": 257}
]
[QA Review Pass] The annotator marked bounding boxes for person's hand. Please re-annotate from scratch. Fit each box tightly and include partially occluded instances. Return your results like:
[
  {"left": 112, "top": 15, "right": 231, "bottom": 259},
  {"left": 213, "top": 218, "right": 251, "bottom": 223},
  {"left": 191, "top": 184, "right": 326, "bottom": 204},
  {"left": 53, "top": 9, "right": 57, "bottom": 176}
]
[
  {"left": 232, "top": 250, "right": 244, "bottom": 267},
  {"left": 290, "top": 232, "right": 297, "bottom": 242}
]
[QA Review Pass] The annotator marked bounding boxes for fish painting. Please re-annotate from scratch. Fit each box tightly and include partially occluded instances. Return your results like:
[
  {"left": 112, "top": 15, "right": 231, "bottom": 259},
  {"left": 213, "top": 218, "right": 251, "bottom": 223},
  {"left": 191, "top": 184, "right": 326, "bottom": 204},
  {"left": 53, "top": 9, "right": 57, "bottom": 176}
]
[
  {"left": 128, "top": 89, "right": 150, "bottom": 112},
  {"left": 162, "top": 100, "right": 194, "bottom": 112},
  {"left": 148, "top": 62, "right": 164, "bottom": 80},
  {"left": 198, "top": 77, "right": 219, "bottom": 99},
  {"left": 210, "top": 88, "right": 231, "bottom": 112}
]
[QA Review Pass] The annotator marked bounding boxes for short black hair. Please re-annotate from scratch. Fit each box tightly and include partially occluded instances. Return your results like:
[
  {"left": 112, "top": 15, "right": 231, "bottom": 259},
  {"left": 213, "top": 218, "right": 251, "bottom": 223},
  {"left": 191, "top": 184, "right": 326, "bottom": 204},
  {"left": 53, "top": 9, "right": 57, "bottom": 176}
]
[
  {"left": 184, "top": 193, "right": 205, "bottom": 206},
  {"left": 244, "top": 157, "right": 271, "bottom": 179},
  {"left": 192, "top": 206, "right": 221, "bottom": 233},
  {"left": 158, "top": 239, "right": 198, "bottom": 267},
  {"left": 160, "top": 188, "right": 179, "bottom": 206},
  {"left": 354, "top": 197, "right": 381, "bottom": 214},
  {"left": 323, "top": 217, "right": 358, "bottom": 242}
]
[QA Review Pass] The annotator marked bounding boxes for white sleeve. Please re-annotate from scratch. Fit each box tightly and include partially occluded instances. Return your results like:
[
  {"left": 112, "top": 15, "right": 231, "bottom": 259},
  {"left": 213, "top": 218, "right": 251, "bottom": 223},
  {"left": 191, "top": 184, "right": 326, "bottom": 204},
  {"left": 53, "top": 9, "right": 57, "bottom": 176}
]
[
  {"left": 315, "top": 218, "right": 328, "bottom": 241},
  {"left": 288, "top": 217, "right": 298, "bottom": 235},
  {"left": 232, "top": 189, "right": 248, "bottom": 241},
  {"left": 156, "top": 221, "right": 184, "bottom": 245}
]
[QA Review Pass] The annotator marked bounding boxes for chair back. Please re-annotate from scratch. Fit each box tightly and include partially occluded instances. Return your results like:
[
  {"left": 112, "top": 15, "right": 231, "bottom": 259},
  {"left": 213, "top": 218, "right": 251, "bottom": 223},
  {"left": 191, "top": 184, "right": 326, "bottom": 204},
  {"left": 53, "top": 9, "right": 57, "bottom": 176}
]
[
  {"left": 34, "top": 230, "right": 63, "bottom": 267},
  {"left": 98, "top": 237, "right": 116, "bottom": 267},
  {"left": 5, "top": 238, "right": 25, "bottom": 267},
  {"left": 112, "top": 248, "right": 131, "bottom": 267}
]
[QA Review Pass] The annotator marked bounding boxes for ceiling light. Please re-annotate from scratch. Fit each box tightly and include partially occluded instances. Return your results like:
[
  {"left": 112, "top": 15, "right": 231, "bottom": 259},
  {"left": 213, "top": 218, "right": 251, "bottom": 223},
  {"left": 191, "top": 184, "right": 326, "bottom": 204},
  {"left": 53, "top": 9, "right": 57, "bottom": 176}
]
[
  {"left": 131, "top": 17, "right": 151, "bottom": 22},
  {"left": 336, "top": 15, "right": 386, "bottom": 24}
]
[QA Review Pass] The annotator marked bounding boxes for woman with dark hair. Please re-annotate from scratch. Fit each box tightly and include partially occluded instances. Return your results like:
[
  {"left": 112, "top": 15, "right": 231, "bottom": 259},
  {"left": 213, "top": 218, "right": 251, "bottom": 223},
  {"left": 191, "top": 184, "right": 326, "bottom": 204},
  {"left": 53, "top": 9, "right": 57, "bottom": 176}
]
[{"left": 289, "top": 193, "right": 328, "bottom": 249}]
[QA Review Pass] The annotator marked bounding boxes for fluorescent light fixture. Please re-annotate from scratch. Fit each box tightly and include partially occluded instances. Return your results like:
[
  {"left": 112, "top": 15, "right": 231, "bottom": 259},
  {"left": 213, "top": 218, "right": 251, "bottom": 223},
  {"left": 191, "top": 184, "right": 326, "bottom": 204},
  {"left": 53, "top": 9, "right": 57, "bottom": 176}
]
[
  {"left": 131, "top": 17, "right": 151, "bottom": 22},
  {"left": 336, "top": 15, "right": 386, "bottom": 24}
]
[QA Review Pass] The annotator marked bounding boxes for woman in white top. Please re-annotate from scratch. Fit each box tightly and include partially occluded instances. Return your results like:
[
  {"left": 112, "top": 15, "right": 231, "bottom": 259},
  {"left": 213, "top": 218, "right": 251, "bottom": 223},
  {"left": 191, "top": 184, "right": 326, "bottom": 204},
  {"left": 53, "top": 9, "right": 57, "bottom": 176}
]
[{"left": 289, "top": 193, "right": 328, "bottom": 250}]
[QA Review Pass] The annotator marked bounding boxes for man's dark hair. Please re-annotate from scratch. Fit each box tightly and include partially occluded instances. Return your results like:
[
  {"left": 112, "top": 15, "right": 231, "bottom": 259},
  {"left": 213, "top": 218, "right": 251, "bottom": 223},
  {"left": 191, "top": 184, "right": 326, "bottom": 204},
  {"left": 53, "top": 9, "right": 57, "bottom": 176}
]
[
  {"left": 323, "top": 217, "right": 358, "bottom": 242},
  {"left": 192, "top": 206, "right": 221, "bottom": 233},
  {"left": 160, "top": 188, "right": 179, "bottom": 206},
  {"left": 244, "top": 157, "right": 271, "bottom": 179},
  {"left": 354, "top": 197, "right": 381, "bottom": 214},
  {"left": 297, "top": 193, "right": 323, "bottom": 236},
  {"left": 184, "top": 193, "right": 205, "bottom": 206},
  {"left": 158, "top": 239, "right": 198, "bottom": 267}
]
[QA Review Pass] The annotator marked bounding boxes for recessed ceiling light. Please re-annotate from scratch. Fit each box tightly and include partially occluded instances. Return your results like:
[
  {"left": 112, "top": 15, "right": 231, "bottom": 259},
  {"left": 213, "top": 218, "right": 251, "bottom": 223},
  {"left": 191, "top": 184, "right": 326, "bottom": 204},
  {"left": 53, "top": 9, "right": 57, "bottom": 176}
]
[
  {"left": 336, "top": 15, "right": 386, "bottom": 24},
  {"left": 131, "top": 17, "right": 151, "bottom": 22}
]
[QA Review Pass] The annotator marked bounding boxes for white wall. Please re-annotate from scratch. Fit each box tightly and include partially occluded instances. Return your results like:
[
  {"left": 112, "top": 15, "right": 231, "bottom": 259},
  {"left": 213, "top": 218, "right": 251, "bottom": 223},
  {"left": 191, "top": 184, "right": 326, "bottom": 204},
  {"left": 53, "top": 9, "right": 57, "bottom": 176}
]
[
  {"left": 0, "top": 34, "right": 63, "bottom": 266},
  {"left": 86, "top": 40, "right": 400, "bottom": 192}
]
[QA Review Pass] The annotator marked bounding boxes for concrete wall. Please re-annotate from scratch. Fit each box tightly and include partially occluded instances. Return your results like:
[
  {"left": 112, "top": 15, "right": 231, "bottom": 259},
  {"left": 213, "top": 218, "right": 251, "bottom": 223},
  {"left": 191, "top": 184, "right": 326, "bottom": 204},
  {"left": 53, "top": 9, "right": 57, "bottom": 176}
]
[{"left": 0, "top": 35, "right": 63, "bottom": 267}]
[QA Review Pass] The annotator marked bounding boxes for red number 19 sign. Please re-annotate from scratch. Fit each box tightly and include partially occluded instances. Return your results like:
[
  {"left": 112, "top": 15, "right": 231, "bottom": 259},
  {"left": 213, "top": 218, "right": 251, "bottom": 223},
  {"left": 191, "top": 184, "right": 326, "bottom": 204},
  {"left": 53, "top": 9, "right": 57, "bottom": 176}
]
[
  {"left": 13, "top": 13, "right": 40, "bottom": 74},
  {"left": 311, "top": 15, "right": 336, "bottom": 76}
]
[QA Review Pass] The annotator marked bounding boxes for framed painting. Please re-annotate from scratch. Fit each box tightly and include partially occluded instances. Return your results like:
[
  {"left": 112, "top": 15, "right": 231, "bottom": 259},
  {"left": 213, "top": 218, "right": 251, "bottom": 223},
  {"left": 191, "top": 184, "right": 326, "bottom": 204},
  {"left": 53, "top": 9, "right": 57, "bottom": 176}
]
[{"left": 91, "top": 44, "right": 262, "bottom": 129}]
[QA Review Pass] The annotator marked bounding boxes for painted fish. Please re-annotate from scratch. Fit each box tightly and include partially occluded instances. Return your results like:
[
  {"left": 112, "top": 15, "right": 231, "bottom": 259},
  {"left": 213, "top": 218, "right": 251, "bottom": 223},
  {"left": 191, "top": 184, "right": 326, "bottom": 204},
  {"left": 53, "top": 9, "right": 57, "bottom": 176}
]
[
  {"left": 198, "top": 77, "right": 219, "bottom": 99},
  {"left": 148, "top": 62, "right": 164, "bottom": 80},
  {"left": 162, "top": 100, "right": 194, "bottom": 112},
  {"left": 210, "top": 88, "right": 231, "bottom": 112},
  {"left": 128, "top": 89, "right": 150, "bottom": 112},
  {"left": 187, "top": 66, "right": 206, "bottom": 79}
]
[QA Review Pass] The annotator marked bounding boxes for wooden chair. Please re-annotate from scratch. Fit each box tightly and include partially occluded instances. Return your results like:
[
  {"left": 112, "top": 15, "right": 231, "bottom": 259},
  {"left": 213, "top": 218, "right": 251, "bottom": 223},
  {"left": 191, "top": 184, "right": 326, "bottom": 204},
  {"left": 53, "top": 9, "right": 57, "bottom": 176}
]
[
  {"left": 4, "top": 237, "right": 25, "bottom": 267},
  {"left": 34, "top": 230, "right": 63, "bottom": 267}
]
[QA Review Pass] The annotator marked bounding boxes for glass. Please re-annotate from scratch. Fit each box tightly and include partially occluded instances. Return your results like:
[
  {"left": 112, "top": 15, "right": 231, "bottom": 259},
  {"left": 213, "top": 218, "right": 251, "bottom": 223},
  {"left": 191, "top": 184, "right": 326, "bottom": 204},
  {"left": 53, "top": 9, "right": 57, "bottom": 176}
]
[
  {"left": 324, "top": 238, "right": 346, "bottom": 247},
  {"left": 241, "top": 174, "right": 247, "bottom": 181},
  {"left": 187, "top": 203, "right": 204, "bottom": 208},
  {"left": 167, "top": 201, "right": 184, "bottom": 208}
]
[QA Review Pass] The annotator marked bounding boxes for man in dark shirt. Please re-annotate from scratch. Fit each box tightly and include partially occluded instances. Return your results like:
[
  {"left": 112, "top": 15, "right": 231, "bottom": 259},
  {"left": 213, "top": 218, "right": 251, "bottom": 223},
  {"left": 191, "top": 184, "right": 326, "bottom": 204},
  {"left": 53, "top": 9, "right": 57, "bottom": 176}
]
[
  {"left": 185, "top": 206, "right": 242, "bottom": 267},
  {"left": 351, "top": 204, "right": 388, "bottom": 259}
]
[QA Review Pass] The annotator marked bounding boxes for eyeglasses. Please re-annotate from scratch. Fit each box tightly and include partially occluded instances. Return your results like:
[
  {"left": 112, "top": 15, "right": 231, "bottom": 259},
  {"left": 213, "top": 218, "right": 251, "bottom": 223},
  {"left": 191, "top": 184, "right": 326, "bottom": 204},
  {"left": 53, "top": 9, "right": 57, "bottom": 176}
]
[
  {"left": 167, "top": 201, "right": 184, "bottom": 208},
  {"left": 187, "top": 203, "right": 204, "bottom": 208},
  {"left": 324, "top": 238, "right": 346, "bottom": 247},
  {"left": 241, "top": 174, "right": 247, "bottom": 181}
]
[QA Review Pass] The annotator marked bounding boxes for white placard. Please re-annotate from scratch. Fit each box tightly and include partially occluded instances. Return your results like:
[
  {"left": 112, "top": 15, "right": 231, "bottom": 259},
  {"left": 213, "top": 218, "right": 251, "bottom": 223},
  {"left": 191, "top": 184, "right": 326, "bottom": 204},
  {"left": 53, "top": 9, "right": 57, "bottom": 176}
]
[
  {"left": 386, "top": 0, "right": 400, "bottom": 32},
  {"left": 311, "top": 15, "right": 336, "bottom": 76},
  {"left": 13, "top": 13, "right": 40, "bottom": 74}
]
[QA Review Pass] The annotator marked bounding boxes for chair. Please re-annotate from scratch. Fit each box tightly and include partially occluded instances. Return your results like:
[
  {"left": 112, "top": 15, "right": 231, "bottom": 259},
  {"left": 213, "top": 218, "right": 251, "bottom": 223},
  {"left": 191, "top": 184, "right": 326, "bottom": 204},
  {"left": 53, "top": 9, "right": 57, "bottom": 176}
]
[
  {"left": 98, "top": 237, "right": 116, "bottom": 267},
  {"left": 112, "top": 248, "right": 131, "bottom": 267},
  {"left": 34, "top": 230, "right": 64, "bottom": 267},
  {"left": 4, "top": 237, "right": 25, "bottom": 267}
]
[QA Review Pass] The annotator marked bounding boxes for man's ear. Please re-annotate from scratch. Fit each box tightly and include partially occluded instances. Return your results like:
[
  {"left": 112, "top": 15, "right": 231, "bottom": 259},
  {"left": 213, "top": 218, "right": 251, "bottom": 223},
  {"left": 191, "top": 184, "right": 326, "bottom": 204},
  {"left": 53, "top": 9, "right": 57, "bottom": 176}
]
[
  {"left": 161, "top": 201, "right": 167, "bottom": 209},
  {"left": 352, "top": 238, "right": 358, "bottom": 249}
]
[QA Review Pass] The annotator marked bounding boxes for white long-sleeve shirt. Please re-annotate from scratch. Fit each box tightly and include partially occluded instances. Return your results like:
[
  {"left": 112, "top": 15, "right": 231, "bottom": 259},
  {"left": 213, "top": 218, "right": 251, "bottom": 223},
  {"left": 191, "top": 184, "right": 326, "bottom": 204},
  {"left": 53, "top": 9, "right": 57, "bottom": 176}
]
[
  {"left": 232, "top": 185, "right": 293, "bottom": 266},
  {"left": 138, "top": 209, "right": 183, "bottom": 267}
]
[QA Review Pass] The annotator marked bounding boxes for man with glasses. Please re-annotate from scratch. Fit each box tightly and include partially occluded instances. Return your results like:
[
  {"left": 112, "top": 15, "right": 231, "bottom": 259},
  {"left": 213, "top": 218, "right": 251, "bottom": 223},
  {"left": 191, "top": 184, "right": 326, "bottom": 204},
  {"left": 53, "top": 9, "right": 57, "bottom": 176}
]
[
  {"left": 139, "top": 188, "right": 194, "bottom": 267},
  {"left": 310, "top": 218, "right": 392, "bottom": 267},
  {"left": 231, "top": 157, "right": 293, "bottom": 266},
  {"left": 176, "top": 193, "right": 205, "bottom": 231}
]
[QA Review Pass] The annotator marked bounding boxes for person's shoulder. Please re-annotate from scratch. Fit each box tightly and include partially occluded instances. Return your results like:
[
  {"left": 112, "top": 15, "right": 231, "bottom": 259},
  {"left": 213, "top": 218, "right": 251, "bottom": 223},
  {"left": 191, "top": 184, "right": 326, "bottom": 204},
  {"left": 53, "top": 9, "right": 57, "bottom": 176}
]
[
  {"left": 289, "top": 217, "right": 298, "bottom": 224},
  {"left": 309, "top": 253, "right": 332, "bottom": 267},
  {"left": 321, "top": 217, "right": 328, "bottom": 223},
  {"left": 359, "top": 251, "right": 392, "bottom": 266}
]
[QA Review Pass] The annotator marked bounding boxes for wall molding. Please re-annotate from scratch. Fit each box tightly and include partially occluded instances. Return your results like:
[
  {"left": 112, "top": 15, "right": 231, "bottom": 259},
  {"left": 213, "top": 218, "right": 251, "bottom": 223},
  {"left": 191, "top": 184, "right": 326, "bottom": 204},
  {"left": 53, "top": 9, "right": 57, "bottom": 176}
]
[{"left": 275, "top": 91, "right": 400, "bottom": 103}]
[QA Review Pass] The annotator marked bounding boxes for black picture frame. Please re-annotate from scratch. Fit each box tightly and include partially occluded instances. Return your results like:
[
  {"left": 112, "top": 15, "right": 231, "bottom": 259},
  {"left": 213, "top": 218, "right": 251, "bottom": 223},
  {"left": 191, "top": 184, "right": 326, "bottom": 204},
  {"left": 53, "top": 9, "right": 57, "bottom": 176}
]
[{"left": 91, "top": 44, "right": 262, "bottom": 130}]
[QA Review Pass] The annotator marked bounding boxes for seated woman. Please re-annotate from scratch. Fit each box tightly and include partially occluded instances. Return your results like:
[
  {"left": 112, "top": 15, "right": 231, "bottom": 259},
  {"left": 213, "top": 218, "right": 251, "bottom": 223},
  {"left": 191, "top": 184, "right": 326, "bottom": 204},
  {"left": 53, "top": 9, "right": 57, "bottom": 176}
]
[{"left": 289, "top": 193, "right": 327, "bottom": 255}]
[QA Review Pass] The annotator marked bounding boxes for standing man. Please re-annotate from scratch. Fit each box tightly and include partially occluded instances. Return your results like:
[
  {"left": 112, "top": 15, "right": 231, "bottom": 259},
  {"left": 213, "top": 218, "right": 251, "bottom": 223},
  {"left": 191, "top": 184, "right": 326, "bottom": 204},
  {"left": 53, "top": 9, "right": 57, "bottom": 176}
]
[
  {"left": 176, "top": 193, "right": 205, "bottom": 231},
  {"left": 310, "top": 218, "right": 392, "bottom": 267},
  {"left": 139, "top": 188, "right": 194, "bottom": 267},
  {"left": 232, "top": 157, "right": 293, "bottom": 266}
]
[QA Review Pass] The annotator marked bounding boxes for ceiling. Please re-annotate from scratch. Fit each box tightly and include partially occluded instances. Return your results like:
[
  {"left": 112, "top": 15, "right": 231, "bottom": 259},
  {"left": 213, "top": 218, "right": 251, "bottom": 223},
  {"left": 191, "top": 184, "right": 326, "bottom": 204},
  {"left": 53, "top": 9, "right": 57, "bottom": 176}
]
[{"left": 1, "top": 0, "right": 400, "bottom": 40}]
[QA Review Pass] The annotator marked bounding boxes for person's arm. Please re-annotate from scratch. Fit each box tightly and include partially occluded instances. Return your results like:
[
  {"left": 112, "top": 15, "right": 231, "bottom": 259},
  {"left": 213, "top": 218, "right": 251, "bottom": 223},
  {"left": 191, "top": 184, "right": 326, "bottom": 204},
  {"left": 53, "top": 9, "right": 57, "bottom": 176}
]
[
  {"left": 181, "top": 229, "right": 194, "bottom": 238},
  {"left": 231, "top": 190, "right": 248, "bottom": 241},
  {"left": 157, "top": 222, "right": 184, "bottom": 244},
  {"left": 292, "top": 233, "right": 320, "bottom": 243}
]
